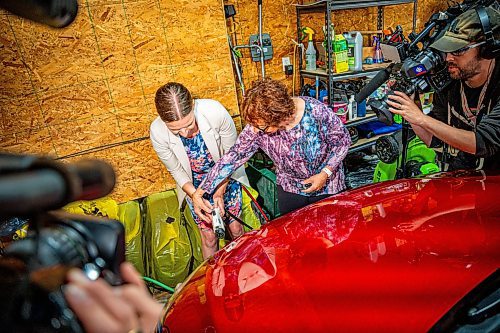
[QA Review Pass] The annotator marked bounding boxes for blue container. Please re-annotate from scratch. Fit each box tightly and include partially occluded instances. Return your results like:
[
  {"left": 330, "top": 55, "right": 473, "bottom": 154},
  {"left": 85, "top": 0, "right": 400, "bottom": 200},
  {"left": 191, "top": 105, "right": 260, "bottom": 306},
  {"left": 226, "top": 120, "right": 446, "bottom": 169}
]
[{"left": 357, "top": 100, "right": 366, "bottom": 117}]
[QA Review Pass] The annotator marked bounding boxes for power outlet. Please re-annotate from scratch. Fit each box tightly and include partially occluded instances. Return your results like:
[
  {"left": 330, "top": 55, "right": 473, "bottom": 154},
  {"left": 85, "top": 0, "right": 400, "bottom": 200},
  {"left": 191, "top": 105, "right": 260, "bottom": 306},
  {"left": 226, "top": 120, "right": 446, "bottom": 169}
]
[{"left": 282, "top": 57, "right": 291, "bottom": 72}]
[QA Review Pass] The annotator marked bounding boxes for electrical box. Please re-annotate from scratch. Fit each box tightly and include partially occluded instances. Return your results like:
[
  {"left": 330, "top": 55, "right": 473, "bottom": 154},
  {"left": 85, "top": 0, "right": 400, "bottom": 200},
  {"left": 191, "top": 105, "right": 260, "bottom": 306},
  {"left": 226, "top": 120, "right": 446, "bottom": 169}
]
[{"left": 249, "top": 33, "right": 273, "bottom": 62}]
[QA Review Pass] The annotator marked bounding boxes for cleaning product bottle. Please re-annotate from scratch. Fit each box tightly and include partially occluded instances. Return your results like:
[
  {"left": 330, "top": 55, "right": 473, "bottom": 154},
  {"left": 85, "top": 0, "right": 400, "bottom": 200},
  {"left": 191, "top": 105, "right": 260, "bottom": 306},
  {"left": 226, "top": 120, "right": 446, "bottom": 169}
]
[
  {"left": 303, "top": 27, "right": 316, "bottom": 71},
  {"left": 333, "top": 34, "right": 349, "bottom": 73},
  {"left": 373, "top": 36, "right": 384, "bottom": 64},
  {"left": 348, "top": 31, "right": 363, "bottom": 71},
  {"left": 344, "top": 32, "right": 355, "bottom": 71}
]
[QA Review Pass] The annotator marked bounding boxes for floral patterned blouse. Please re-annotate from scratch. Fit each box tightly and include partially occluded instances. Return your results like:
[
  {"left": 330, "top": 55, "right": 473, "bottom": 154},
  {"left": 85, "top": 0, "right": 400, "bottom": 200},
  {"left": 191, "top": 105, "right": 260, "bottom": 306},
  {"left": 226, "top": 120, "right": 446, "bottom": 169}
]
[
  {"left": 181, "top": 132, "right": 241, "bottom": 228},
  {"left": 200, "top": 96, "right": 351, "bottom": 196}
]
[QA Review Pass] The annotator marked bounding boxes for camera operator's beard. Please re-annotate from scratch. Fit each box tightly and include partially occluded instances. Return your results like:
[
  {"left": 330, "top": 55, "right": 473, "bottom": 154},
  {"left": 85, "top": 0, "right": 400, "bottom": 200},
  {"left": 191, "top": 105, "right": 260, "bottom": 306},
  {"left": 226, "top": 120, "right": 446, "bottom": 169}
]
[{"left": 447, "top": 56, "right": 482, "bottom": 81}]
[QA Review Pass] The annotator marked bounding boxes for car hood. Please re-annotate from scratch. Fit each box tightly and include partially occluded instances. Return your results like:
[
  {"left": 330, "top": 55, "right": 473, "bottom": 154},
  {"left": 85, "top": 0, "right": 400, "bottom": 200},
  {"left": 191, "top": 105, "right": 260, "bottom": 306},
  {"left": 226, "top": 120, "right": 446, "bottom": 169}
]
[{"left": 164, "top": 170, "right": 500, "bottom": 332}]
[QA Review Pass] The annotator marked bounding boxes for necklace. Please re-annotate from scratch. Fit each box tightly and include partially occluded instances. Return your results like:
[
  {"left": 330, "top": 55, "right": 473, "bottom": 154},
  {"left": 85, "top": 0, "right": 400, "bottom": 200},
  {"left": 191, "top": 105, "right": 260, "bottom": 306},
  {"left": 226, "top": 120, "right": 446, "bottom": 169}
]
[{"left": 459, "top": 59, "right": 495, "bottom": 128}]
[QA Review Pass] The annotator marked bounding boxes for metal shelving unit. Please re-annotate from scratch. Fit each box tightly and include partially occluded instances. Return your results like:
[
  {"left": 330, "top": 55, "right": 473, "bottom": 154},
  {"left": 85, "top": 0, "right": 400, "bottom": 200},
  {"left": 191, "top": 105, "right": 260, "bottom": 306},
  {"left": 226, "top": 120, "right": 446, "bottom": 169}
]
[
  {"left": 345, "top": 112, "right": 377, "bottom": 128},
  {"left": 295, "top": 0, "right": 417, "bottom": 152},
  {"left": 348, "top": 133, "right": 385, "bottom": 154},
  {"left": 301, "top": 64, "right": 388, "bottom": 80},
  {"left": 295, "top": 0, "right": 417, "bottom": 106}
]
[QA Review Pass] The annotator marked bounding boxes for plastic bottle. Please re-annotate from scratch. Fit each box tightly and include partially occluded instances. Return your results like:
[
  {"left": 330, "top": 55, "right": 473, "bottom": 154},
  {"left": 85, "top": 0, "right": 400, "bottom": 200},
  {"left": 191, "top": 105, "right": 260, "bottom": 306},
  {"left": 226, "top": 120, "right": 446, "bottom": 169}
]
[
  {"left": 347, "top": 31, "right": 363, "bottom": 71},
  {"left": 357, "top": 100, "right": 366, "bottom": 117},
  {"left": 333, "top": 34, "right": 349, "bottom": 73},
  {"left": 303, "top": 27, "right": 317, "bottom": 71},
  {"left": 349, "top": 95, "right": 357, "bottom": 121},
  {"left": 373, "top": 36, "right": 384, "bottom": 64},
  {"left": 344, "top": 32, "right": 355, "bottom": 71}
]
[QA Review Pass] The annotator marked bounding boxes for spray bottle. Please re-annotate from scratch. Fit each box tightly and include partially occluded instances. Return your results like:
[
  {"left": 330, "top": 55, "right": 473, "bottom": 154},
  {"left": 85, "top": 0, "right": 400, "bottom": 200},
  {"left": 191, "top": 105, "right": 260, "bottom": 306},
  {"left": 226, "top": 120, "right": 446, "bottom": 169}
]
[
  {"left": 373, "top": 36, "right": 384, "bottom": 64},
  {"left": 303, "top": 27, "right": 316, "bottom": 71}
]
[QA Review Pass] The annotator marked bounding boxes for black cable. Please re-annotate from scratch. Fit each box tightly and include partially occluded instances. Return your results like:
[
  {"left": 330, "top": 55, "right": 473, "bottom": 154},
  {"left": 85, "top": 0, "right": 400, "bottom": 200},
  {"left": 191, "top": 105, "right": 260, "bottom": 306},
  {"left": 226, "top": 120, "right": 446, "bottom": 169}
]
[
  {"left": 226, "top": 211, "right": 253, "bottom": 230},
  {"left": 55, "top": 136, "right": 149, "bottom": 160}
]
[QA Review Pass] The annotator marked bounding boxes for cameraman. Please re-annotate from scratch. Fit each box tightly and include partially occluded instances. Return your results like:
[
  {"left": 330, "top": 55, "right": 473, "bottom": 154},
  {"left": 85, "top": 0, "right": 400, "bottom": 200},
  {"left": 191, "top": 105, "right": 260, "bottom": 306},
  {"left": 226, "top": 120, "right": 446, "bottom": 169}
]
[{"left": 387, "top": 7, "right": 500, "bottom": 170}]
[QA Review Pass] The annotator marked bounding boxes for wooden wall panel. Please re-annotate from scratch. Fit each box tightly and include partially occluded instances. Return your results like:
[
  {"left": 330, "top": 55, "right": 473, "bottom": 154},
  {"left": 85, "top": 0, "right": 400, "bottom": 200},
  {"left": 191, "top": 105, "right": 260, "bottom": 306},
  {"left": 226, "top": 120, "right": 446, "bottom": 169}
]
[
  {"left": 11, "top": 9, "right": 105, "bottom": 91},
  {"left": 1, "top": 94, "right": 44, "bottom": 134},
  {"left": 0, "top": 17, "right": 34, "bottom": 99},
  {"left": 40, "top": 79, "right": 115, "bottom": 125},
  {"left": 87, "top": 3, "right": 137, "bottom": 78},
  {"left": 1, "top": 128, "right": 56, "bottom": 156}
]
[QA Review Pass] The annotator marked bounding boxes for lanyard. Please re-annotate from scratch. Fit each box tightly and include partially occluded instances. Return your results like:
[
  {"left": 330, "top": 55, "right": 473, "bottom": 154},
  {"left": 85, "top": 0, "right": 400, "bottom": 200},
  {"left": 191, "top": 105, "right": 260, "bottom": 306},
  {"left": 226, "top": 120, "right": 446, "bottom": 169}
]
[{"left": 458, "top": 59, "right": 495, "bottom": 128}]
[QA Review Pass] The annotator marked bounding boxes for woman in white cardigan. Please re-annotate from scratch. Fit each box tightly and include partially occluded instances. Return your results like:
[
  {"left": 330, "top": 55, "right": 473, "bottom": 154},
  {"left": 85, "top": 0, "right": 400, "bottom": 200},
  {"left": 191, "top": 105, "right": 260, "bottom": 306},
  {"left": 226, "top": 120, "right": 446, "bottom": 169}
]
[{"left": 150, "top": 82, "right": 250, "bottom": 259}]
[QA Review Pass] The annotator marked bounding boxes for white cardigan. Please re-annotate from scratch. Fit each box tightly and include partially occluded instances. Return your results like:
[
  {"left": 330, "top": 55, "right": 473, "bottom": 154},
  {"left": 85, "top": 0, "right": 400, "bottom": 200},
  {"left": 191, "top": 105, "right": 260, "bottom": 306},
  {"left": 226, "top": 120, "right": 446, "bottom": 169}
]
[{"left": 150, "top": 99, "right": 250, "bottom": 207}]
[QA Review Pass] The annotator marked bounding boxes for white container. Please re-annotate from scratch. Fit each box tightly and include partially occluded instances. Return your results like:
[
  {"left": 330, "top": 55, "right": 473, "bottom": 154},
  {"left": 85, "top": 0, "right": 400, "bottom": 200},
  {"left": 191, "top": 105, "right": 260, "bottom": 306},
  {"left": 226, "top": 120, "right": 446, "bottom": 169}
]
[
  {"left": 346, "top": 31, "right": 363, "bottom": 71},
  {"left": 305, "top": 40, "right": 317, "bottom": 71},
  {"left": 348, "top": 95, "right": 357, "bottom": 121}
]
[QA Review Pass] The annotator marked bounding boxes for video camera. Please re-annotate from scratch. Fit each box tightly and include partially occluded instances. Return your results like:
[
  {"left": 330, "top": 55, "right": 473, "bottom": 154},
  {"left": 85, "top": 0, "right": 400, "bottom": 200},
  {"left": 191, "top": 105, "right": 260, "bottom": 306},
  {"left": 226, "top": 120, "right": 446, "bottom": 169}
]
[
  {"left": 0, "top": 153, "right": 125, "bottom": 333},
  {"left": 355, "top": 0, "right": 498, "bottom": 125}
]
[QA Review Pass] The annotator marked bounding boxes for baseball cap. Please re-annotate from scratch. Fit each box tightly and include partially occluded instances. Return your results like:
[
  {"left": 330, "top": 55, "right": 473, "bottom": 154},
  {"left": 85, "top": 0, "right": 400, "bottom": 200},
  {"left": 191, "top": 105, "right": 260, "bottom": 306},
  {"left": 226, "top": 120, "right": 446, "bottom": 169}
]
[{"left": 430, "top": 7, "right": 500, "bottom": 53}]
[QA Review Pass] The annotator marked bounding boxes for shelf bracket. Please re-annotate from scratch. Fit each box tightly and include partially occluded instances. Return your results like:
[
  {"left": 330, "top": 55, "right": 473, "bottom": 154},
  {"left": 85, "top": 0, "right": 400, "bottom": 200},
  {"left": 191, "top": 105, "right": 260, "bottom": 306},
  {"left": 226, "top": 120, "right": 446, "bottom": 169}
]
[{"left": 327, "top": 0, "right": 334, "bottom": 107}]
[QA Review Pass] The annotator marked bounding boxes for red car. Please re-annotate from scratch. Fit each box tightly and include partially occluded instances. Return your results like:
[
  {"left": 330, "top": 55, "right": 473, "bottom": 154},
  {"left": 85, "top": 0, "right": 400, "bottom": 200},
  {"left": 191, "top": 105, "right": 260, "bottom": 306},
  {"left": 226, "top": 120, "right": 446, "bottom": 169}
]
[{"left": 163, "top": 170, "right": 500, "bottom": 332}]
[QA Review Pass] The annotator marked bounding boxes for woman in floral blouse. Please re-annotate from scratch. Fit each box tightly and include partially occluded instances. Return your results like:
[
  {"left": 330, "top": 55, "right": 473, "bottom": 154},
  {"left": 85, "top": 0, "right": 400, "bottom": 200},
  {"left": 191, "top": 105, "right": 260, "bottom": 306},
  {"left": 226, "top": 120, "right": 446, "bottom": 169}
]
[{"left": 192, "top": 78, "right": 351, "bottom": 221}]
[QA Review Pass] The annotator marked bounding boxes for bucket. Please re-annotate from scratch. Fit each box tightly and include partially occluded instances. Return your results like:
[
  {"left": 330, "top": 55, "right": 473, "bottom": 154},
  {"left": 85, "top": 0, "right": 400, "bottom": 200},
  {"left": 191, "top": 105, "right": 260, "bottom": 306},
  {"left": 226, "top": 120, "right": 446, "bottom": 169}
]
[{"left": 333, "top": 102, "right": 348, "bottom": 123}]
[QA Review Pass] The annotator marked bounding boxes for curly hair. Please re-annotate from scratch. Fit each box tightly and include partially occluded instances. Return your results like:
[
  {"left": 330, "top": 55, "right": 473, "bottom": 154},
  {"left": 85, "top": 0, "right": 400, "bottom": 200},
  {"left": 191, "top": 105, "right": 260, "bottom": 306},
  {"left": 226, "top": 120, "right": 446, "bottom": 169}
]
[
  {"left": 242, "top": 78, "right": 295, "bottom": 127},
  {"left": 154, "top": 82, "right": 193, "bottom": 122}
]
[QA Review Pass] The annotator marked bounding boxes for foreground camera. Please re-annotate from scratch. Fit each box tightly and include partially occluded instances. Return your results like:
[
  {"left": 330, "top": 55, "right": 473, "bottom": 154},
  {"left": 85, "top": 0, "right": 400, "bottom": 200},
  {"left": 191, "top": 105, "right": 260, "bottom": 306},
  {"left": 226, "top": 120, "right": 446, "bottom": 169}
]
[{"left": 0, "top": 153, "right": 124, "bottom": 333}]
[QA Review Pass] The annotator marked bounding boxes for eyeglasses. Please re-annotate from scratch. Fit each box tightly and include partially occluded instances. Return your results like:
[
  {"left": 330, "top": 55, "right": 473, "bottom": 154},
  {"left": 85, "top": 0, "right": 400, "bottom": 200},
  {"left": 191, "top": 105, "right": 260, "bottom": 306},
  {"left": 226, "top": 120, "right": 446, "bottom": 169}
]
[
  {"left": 449, "top": 41, "right": 486, "bottom": 57},
  {"left": 255, "top": 124, "right": 271, "bottom": 133}
]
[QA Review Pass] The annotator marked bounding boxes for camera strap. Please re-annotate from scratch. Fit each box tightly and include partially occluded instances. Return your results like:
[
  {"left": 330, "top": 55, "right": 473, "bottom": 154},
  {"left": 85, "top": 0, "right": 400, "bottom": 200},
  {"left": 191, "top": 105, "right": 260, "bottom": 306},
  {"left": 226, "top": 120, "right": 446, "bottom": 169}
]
[{"left": 444, "top": 59, "right": 495, "bottom": 170}]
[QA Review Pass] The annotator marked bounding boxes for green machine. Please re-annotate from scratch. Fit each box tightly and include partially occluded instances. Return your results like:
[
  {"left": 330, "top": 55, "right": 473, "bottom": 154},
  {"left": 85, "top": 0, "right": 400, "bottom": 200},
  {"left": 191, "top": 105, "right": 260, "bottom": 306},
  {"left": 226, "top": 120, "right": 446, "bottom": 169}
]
[{"left": 373, "top": 129, "right": 440, "bottom": 182}]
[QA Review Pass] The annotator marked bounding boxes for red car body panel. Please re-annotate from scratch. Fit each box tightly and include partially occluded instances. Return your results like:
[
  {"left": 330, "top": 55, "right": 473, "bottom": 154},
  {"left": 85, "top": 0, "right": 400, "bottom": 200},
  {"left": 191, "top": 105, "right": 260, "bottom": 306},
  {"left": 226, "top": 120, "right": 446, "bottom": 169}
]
[{"left": 164, "top": 171, "right": 500, "bottom": 332}]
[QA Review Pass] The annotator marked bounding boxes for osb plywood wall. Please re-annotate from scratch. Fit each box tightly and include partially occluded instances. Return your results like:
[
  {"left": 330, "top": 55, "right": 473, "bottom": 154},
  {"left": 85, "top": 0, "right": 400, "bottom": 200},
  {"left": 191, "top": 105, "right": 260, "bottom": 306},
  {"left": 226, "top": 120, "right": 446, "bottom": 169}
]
[
  {"left": 226, "top": 0, "right": 449, "bottom": 98},
  {"left": 0, "top": 0, "right": 239, "bottom": 202}
]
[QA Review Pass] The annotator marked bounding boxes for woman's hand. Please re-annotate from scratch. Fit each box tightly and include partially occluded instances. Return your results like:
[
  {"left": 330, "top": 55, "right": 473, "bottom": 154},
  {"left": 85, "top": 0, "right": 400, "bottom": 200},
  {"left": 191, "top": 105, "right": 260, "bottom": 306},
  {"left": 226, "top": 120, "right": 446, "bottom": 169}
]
[
  {"left": 64, "top": 262, "right": 164, "bottom": 333},
  {"left": 192, "top": 188, "right": 213, "bottom": 223},
  {"left": 386, "top": 91, "right": 426, "bottom": 126},
  {"left": 212, "top": 180, "right": 229, "bottom": 217},
  {"left": 301, "top": 171, "right": 329, "bottom": 193}
]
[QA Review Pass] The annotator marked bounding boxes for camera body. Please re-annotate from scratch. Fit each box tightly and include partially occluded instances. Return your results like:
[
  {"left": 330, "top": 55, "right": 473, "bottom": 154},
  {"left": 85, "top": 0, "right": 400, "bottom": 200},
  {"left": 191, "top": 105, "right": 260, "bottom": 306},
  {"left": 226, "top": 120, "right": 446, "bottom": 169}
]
[
  {"left": 369, "top": 47, "right": 451, "bottom": 124},
  {"left": 0, "top": 154, "right": 123, "bottom": 333}
]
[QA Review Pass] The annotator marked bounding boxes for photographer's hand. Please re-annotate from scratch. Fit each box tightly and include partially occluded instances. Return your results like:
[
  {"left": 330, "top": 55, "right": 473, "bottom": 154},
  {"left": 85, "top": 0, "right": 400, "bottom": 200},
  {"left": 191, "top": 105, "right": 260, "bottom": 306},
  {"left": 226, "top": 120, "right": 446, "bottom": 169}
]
[
  {"left": 65, "top": 262, "right": 163, "bottom": 333},
  {"left": 387, "top": 91, "right": 426, "bottom": 126}
]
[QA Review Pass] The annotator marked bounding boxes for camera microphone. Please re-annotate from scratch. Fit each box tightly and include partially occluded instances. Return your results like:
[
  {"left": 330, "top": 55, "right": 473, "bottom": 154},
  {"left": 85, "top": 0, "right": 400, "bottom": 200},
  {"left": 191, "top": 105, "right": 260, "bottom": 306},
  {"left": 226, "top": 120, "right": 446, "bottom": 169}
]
[
  {"left": 0, "top": 0, "right": 78, "bottom": 28},
  {"left": 66, "top": 159, "right": 116, "bottom": 201},
  {"left": 355, "top": 64, "right": 394, "bottom": 103},
  {"left": 0, "top": 154, "right": 115, "bottom": 217}
]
